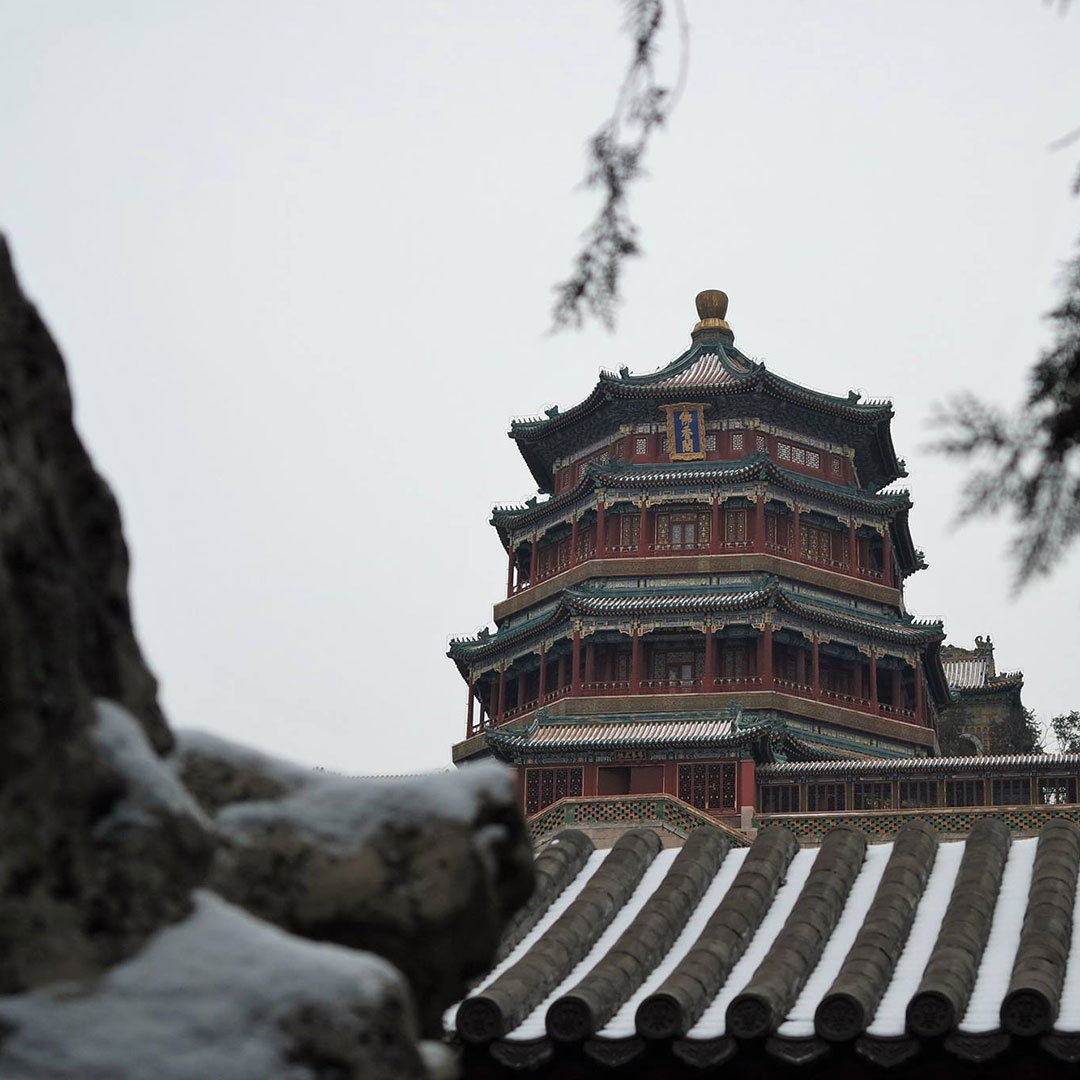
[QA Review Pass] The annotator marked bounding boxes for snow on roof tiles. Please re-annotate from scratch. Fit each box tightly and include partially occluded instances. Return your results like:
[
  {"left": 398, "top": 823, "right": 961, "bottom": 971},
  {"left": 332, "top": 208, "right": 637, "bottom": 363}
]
[{"left": 448, "top": 818, "right": 1080, "bottom": 1068}]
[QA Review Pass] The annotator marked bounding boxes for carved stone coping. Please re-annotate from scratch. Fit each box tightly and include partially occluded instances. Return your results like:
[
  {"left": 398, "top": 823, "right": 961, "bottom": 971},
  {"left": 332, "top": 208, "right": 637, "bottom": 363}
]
[
  {"left": 636, "top": 826, "right": 798, "bottom": 1040},
  {"left": 456, "top": 829, "right": 660, "bottom": 1044}
]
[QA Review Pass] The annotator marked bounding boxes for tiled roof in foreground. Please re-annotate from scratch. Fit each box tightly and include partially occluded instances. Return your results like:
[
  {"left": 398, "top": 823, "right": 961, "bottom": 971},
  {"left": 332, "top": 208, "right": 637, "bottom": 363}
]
[{"left": 446, "top": 818, "right": 1080, "bottom": 1070}]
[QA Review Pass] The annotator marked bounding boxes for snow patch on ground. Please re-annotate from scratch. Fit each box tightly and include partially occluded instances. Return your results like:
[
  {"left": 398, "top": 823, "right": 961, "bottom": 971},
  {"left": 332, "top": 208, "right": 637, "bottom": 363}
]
[{"left": 0, "top": 891, "right": 415, "bottom": 1080}]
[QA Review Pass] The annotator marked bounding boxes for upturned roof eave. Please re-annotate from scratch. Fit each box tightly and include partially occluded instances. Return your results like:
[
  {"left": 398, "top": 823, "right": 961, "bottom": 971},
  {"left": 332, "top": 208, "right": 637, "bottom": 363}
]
[{"left": 448, "top": 581, "right": 946, "bottom": 666}]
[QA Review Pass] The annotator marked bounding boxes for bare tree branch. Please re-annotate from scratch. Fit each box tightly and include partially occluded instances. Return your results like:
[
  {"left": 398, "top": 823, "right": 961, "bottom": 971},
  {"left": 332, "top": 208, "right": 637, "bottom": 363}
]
[{"left": 551, "top": 0, "right": 688, "bottom": 331}]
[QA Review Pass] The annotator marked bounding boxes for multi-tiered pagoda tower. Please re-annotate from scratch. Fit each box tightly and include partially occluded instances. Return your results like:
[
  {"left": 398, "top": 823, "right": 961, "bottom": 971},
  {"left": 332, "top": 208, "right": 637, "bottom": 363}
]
[{"left": 449, "top": 292, "right": 949, "bottom": 825}]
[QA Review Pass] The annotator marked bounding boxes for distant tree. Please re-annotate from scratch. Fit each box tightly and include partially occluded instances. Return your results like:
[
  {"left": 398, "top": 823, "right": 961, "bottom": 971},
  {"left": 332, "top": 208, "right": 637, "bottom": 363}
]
[
  {"left": 1051, "top": 709, "right": 1080, "bottom": 752},
  {"left": 938, "top": 213, "right": 1080, "bottom": 584},
  {"left": 936, "top": 702, "right": 1043, "bottom": 756}
]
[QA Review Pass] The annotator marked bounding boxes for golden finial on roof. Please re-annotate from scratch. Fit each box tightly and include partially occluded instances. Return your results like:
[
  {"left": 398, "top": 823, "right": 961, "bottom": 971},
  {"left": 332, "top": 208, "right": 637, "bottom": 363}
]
[{"left": 692, "top": 289, "right": 734, "bottom": 344}]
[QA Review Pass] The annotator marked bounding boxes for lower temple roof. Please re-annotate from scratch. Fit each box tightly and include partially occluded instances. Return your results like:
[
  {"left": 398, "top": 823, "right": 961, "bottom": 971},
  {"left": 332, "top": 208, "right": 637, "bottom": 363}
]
[{"left": 446, "top": 817, "right": 1080, "bottom": 1071}]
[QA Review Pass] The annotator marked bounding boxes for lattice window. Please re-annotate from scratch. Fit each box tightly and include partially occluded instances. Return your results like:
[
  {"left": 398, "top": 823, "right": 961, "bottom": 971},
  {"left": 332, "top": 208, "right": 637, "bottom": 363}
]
[
  {"left": 618, "top": 513, "right": 640, "bottom": 549},
  {"left": 777, "top": 442, "right": 792, "bottom": 461},
  {"left": 661, "top": 436, "right": 669, "bottom": 453},
  {"left": 792, "top": 446, "right": 806, "bottom": 464},
  {"left": 731, "top": 432, "right": 744, "bottom": 451},
  {"left": 992, "top": 777, "right": 1031, "bottom": 806},
  {"left": 899, "top": 780, "right": 938, "bottom": 808},
  {"left": 759, "top": 784, "right": 799, "bottom": 813},
  {"left": 807, "top": 783, "right": 846, "bottom": 811},
  {"left": 1040, "top": 777, "right": 1078, "bottom": 804},
  {"left": 853, "top": 782, "right": 893, "bottom": 810},
  {"left": 525, "top": 767, "right": 583, "bottom": 815},
  {"left": 801, "top": 523, "right": 838, "bottom": 564},
  {"left": 831, "top": 456, "right": 842, "bottom": 474},
  {"left": 678, "top": 763, "right": 736, "bottom": 810},
  {"left": 946, "top": 779, "right": 984, "bottom": 807},
  {"left": 635, "top": 437, "right": 648, "bottom": 456},
  {"left": 724, "top": 509, "right": 747, "bottom": 543},
  {"left": 807, "top": 451, "right": 821, "bottom": 469},
  {"left": 756, "top": 434, "right": 767, "bottom": 452},
  {"left": 704, "top": 433, "right": 717, "bottom": 451}
]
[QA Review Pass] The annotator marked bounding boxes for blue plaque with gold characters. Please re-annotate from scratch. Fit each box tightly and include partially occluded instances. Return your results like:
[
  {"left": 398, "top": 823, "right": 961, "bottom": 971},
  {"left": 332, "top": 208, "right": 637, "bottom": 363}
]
[{"left": 663, "top": 403, "right": 707, "bottom": 460}]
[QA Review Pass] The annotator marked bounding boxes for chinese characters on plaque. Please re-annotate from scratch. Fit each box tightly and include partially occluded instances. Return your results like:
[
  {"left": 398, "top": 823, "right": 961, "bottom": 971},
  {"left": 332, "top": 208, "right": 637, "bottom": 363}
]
[{"left": 662, "top": 403, "right": 707, "bottom": 461}]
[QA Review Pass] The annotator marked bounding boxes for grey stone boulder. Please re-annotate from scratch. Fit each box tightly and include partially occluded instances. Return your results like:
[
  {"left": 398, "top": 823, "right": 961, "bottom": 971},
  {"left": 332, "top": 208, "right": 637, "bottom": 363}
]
[
  {"left": 0, "top": 890, "right": 430, "bottom": 1080},
  {"left": 205, "top": 754, "right": 534, "bottom": 1036}
]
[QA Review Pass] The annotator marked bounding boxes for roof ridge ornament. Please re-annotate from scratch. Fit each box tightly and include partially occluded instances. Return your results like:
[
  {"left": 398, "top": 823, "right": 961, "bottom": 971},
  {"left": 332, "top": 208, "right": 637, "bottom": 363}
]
[{"left": 691, "top": 289, "right": 735, "bottom": 345}]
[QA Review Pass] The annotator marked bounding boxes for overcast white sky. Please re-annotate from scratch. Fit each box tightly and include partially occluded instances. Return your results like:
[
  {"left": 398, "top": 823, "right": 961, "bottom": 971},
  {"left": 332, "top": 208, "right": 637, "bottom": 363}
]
[{"left": 2, "top": 2, "right": 1079, "bottom": 771}]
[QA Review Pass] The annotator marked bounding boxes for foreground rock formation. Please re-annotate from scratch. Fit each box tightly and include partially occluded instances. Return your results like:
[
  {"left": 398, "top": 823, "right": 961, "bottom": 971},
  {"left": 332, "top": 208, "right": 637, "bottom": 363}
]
[{"left": 0, "top": 237, "right": 533, "bottom": 1079}]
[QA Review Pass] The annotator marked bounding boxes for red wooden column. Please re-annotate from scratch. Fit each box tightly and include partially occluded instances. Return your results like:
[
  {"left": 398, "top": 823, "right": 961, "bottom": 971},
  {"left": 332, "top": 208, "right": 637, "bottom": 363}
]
[
  {"left": 848, "top": 520, "right": 858, "bottom": 572},
  {"left": 529, "top": 537, "right": 539, "bottom": 585},
  {"left": 882, "top": 529, "right": 894, "bottom": 588},
  {"left": 538, "top": 649, "right": 547, "bottom": 700},
  {"left": 584, "top": 641, "right": 595, "bottom": 684},
  {"left": 571, "top": 630, "right": 582, "bottom": 695},
  {"left": 791, "top": 506, "right": 801, "bottom": 560},
  {"left": 569, "top": 516, "right": 579, "bottom": 567},
  {"left": 759, "top": 623, "right": 774, "bottom": 686},
  {"left": 506, "top": 546, "right": 516, "bottom": 597},
  {"left": 754, "top": 496, "right": 766, "bottom": 552},
  {"left": 869, "top": 651, "right": 878, "bottom": 708},
  {"left": 638, "top": 500, "right": 649, "bottom": 554},
  {"left": 914, "top": 663, "right": 925, "bottom": 724},
  {"left": 596, "top": 500, "right": 607, "bottom": 556},
  {"left": 630, "top": 629, "right": 642, "bottom": 692},
  {"left": 496, "top": 667, "right": 507, "bottom": 724},
  {"left": 704, "top": 625, "right": 716, "bottom": 686},
  {"left": 710, "top": 496, "right": 720, "bottom": 554},
  {"left": 812, "top": 638, "right": 821, "bottom": 698},
  {"left": 466, "top": 680, "right": 476, "bottom": 736}
]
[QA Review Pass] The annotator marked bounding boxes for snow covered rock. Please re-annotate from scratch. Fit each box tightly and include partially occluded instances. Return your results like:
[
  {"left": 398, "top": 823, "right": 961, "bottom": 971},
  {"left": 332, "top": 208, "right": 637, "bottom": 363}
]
[
  {"left": 207, "top": 756, "right": 534, "bottom": 1035},
  {"left": 0, "top": 891, "right": 430, "bottom": 1080}
]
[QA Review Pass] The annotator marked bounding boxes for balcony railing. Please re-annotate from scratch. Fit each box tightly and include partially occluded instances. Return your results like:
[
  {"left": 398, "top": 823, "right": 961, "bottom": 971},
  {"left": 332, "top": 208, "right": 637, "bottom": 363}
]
[
  {"left": 579, "top": 679, "right": 630, "bottom": 695},
  {"left": 639, "top": 678, "right": 704, "bottom": 692}
]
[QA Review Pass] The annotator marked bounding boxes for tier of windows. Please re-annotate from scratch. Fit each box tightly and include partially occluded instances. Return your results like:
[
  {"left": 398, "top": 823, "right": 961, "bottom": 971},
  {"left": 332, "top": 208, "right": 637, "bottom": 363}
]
[
  {"left": 522, "top": 760, "right": 738, "bottom": 816},
  {"left": 759, "top": 775, "right": 1079, "bottom": 814},
  {"left": 462, "top": 626, "right": 931, "bottom": 738},
  {"left": 552, "top": 430, "right": 852, "bottom": 493},
  {"left": 507, "top": 498, "right": 897, "bottom": 597}
]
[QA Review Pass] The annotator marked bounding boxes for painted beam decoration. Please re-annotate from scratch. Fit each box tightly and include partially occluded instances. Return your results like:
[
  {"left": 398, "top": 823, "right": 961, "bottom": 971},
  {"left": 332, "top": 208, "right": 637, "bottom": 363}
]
[{"left": 664, "top": 403, "right": 707, "bottom": 461}]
